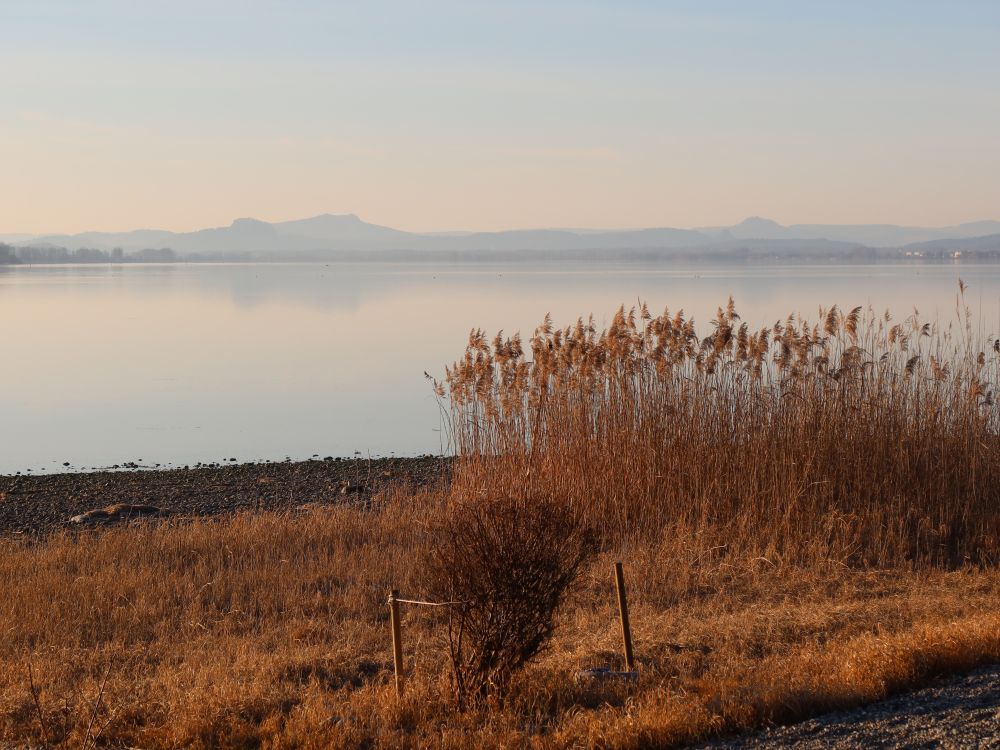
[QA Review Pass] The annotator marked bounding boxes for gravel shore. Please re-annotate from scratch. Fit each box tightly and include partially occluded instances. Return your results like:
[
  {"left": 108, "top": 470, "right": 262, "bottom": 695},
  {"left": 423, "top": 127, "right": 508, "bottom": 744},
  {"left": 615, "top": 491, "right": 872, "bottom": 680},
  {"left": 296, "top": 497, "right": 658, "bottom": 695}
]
[
  {"left": 698, "top": 664, "right": 1000, "bottom": 749},
  {"left": 0, "top": 456, "right": 450, "bottom": 537}
]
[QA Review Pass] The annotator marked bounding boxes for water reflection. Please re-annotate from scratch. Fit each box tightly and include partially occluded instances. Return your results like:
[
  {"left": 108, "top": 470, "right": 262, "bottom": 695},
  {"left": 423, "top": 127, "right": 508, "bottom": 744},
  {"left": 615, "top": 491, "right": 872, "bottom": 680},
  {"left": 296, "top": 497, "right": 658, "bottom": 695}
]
[{"left": 2, "top": 262, "right": 998, "bottom": 473}]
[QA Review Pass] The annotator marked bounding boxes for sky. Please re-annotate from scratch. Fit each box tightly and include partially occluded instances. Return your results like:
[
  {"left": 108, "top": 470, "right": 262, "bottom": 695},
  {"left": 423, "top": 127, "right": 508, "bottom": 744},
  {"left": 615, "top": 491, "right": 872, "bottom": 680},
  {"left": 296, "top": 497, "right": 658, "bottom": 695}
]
[{"left": 2, "top": 0, "right": 999, "bottom": 234}]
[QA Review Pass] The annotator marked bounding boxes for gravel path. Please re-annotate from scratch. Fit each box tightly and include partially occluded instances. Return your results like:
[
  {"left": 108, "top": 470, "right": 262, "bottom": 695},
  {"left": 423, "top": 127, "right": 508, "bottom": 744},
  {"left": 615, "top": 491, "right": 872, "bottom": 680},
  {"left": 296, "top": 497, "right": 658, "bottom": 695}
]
[
  {"left": 700, "top": 664, "right": 1000, "bottom": 749},
  {"left": 0, "top": 456, "right": 449, "bottom": 537}
]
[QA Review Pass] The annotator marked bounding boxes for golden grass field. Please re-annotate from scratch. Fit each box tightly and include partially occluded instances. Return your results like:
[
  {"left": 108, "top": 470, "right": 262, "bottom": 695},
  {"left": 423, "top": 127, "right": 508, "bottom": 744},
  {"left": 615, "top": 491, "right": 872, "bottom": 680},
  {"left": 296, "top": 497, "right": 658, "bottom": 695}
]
[
  {"left": 0, "top": 503, "right": 997, "bottom": 748},
  {"left": 2, "top": 295, "right": 999, "bottom": 748}
]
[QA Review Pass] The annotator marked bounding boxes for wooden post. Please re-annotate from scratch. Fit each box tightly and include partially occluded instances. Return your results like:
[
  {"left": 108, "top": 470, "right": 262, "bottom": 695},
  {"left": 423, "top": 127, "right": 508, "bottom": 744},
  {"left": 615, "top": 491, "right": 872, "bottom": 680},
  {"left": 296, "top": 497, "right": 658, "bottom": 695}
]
[
  {"left": 614, "top": 562, "right": 635, "bottom": 672},
  {"left": 389, "top": 589, "right": 404, "bottom": 695}
]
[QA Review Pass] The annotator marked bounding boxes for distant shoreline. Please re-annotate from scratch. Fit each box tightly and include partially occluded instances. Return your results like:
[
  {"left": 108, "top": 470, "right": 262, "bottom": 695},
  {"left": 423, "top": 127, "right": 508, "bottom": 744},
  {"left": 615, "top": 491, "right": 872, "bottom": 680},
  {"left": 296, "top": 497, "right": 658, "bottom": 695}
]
[{"left": 1, "top": 252, "right": 996, "bottom": 266}]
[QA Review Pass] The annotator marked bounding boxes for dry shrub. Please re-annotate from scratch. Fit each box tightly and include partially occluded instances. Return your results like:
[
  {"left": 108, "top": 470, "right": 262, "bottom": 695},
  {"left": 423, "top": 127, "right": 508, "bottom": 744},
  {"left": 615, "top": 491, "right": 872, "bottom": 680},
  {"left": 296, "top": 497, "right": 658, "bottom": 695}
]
[
  {"left": 437, "top": 293, "right": 1000, "bottom": 567},
  {"left": 423, "top": 494, "right": 595, "bottom": 706}
]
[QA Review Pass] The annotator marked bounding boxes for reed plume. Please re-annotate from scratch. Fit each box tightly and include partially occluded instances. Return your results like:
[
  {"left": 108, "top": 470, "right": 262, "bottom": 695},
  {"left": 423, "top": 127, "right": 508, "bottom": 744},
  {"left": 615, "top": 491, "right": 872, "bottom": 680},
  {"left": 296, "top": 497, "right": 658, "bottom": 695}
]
[{"left": 438, "top": 289, "right": 1000, "bottom": 567}]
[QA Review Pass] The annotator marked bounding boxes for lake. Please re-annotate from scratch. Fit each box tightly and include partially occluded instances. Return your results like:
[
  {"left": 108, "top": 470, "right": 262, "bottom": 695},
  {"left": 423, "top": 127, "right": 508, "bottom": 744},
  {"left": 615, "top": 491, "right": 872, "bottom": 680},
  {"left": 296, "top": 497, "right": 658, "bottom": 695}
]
[{"left": 2, "top": 261, "right": 998, "bottom": 474}]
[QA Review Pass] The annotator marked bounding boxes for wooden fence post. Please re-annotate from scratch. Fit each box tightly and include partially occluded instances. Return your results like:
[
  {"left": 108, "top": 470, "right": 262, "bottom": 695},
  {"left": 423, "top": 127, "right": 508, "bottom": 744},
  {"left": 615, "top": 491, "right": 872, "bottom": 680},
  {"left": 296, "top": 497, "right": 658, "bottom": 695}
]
[
  {"left": 389, "top": 589, "right": 404, "bottom": 695},
  {"left": 614, "top": 562, "right": 635, "bottom": 672}
]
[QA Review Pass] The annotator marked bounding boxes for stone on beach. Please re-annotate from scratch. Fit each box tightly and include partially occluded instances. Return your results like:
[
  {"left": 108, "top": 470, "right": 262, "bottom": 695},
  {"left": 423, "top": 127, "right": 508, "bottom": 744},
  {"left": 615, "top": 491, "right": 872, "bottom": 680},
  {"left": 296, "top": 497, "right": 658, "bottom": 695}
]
[{"left": 70, "top": 503, "right": 167, "bottom": 525}]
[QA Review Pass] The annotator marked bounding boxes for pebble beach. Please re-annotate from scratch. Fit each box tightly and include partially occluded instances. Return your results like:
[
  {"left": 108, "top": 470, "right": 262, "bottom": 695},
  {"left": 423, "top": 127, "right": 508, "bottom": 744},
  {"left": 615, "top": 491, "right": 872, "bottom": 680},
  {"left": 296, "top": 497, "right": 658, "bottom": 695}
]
[{"left": 0, "top": 455, "right": 450, "bottom": 538}]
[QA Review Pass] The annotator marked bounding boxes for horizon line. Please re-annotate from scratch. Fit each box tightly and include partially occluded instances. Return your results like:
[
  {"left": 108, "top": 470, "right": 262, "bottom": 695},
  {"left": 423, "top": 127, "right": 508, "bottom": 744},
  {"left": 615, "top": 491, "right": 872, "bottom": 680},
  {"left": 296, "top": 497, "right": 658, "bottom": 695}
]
[{"left": 7, "top": 212, "right": 1000, "bottom": 239}]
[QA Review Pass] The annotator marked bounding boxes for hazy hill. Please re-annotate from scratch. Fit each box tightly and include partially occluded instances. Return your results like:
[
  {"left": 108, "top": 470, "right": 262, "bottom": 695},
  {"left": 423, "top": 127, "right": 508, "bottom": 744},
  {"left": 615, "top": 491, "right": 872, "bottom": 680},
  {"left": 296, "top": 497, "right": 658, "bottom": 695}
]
[
  {"left": 904, "top": 233, "right": 1000, "bottom": 252},
  {"left": 18, "top": 216, "right": 712, "bottom": 254},
  {"left": 23, "top": 229, "right": 175, "bottom": 250},
  {"left": 275, "top": 213, "right": 413, "bottom": 244},
  {"left": 409, "top": 227, "right": 712, "bottom": 252},
  {"left": 699, "top": 217, "right": 1000, "bottom": 248},
  {"left": 12, "top": 214, "right": 1000, "bottom": 257}
]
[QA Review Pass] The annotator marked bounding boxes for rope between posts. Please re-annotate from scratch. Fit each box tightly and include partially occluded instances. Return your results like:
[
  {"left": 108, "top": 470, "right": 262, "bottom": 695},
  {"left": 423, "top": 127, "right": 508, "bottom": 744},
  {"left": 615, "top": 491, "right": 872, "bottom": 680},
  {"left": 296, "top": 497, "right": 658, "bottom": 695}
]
[{"left": 387, "top": 562, "right": 637, "bottom": 698}]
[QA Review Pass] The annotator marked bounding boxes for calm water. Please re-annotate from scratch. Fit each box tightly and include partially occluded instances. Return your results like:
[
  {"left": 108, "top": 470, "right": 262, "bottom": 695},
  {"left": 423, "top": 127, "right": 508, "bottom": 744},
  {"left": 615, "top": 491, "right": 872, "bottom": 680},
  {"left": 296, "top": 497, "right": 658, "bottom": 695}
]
[{"left": 2, "top": 261, "right": 998, "bottom": 474}]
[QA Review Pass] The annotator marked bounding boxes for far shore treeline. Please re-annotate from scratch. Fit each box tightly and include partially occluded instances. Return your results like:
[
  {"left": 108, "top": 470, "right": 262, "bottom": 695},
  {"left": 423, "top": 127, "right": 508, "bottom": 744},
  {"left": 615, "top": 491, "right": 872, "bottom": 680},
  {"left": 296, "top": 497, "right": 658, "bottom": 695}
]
[
  {"left": 0, "top": 243, "right": 177, "bottom": 265},
  {"left": 7, "top": 241, "right": 1000, "bottom": 266}
]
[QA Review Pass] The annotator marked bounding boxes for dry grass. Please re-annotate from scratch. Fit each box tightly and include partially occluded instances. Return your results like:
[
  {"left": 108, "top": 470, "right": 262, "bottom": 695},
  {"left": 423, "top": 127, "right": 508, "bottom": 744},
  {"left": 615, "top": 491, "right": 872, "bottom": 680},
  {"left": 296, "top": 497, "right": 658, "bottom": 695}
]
[
  {"left": 0, "top": 503, "right": 997, "bottom": 748},
  {"left": 2, "top": 293, "right": 999, "bottom": 747}
]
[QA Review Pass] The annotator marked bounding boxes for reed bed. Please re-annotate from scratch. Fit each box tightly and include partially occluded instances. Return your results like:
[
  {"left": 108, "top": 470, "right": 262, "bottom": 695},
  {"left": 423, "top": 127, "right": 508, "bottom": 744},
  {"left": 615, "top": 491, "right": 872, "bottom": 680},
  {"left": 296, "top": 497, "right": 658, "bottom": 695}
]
[{"left": 440, "top": 292, "right": 1000, "bottom": 567}]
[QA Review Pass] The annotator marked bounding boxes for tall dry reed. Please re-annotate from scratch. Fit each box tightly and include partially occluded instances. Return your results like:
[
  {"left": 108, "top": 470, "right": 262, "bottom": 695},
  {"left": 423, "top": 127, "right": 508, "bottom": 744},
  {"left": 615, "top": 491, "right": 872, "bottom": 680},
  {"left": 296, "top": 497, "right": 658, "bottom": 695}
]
[{"left": 437, "top": 289, "right": 1000, "bottom": 567}]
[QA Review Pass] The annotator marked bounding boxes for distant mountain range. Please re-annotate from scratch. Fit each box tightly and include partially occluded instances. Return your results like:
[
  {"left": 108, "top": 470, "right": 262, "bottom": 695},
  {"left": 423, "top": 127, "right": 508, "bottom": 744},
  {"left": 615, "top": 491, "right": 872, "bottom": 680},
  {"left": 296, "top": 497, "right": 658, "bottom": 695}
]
[
  {"left": 694, "top": 216, "right": 1000, "bottom": 248},
  {"left": 7, "top": 214, "right": 1000, "bottom": 257}
]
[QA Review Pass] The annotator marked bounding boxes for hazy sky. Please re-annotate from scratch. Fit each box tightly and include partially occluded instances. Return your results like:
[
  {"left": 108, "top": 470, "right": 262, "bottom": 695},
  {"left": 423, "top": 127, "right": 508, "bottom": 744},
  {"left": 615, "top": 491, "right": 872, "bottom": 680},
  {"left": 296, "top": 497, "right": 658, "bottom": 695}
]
[{"left": 3, "top": 1, "right": 999, "bottom": 234}]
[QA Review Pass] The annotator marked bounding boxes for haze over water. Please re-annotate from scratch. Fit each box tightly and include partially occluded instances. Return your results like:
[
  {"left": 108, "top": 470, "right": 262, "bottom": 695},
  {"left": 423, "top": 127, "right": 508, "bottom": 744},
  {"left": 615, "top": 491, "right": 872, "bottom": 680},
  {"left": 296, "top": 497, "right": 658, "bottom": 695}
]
[{"left": 2, "top": 261, "right": 997, "bottom": 474}]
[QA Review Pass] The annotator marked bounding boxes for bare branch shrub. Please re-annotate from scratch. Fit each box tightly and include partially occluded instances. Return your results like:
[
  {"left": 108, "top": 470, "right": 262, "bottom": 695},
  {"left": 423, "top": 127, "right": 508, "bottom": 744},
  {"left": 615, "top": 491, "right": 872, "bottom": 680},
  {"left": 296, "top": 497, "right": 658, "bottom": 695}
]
[{"left": 424, "top": 493, "right": 595, "bottom": 707}]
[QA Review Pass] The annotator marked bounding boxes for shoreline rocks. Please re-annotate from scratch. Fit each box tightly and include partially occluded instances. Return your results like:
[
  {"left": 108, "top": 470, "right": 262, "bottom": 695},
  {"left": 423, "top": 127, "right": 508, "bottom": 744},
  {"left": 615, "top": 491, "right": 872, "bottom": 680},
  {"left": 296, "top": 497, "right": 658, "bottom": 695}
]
[{"left": 0, "top": 455, "right": 450, "bottom": 538}]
